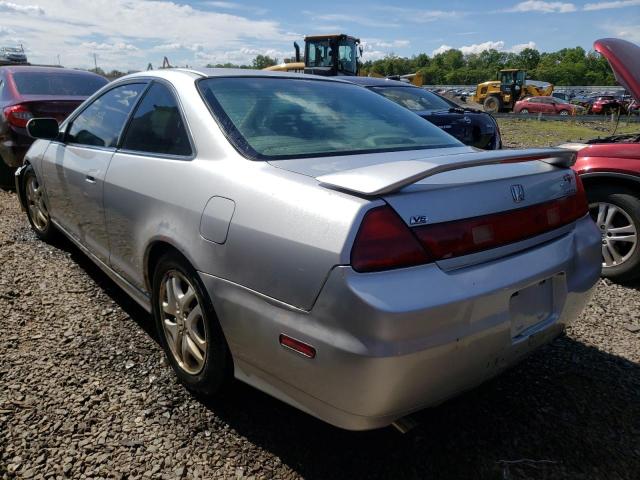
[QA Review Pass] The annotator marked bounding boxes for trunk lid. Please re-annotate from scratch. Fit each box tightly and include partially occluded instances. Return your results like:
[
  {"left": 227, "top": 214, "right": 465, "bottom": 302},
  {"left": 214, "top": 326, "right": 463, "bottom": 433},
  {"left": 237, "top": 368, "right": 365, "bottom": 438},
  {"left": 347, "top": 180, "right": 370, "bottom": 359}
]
[
  {"left": 594, "top": 38, "right": 640, "bottom": 102},
  {"left": 15, "top": 95, "right": 85, "bottom": 123},
  {"left": 270, "top": 147, "right": 578, "bottom": 228}
]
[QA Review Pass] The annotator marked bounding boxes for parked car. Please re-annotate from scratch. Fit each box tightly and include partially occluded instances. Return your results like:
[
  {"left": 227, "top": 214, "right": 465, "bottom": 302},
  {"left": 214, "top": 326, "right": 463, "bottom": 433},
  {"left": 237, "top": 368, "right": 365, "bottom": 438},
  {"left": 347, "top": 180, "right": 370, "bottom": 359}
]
[
  {"left": 591, "top": 95, "right": 627, "bottom": 115},
  {"left": 514, "top": 96, "right": 581, "bottom": 115},
  {"left": 571, "top": 95, "right": 597, "bottom": 111},
  {"left": 16, "top": 69, "right": 600, "bottom": 430},
  {"left": 560, "top": 38, "right": 640, "bottom": 281},
  {"left": 0, "top": 65, "right": 108, "bottom": 185},
  {"left": 0, "top": 46, "right": 27, "bottom": 65},
  {"left": 552, "top": 92, "right": 570, "bottom": 101},
  {"left": 344, "top": 77, "right": 501, "bottom": 149}
]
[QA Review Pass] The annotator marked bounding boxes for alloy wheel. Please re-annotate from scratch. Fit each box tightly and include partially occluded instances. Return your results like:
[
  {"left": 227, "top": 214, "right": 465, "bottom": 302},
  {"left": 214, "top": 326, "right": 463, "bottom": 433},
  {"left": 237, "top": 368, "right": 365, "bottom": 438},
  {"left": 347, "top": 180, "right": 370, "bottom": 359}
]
[
  {"left": 25, "top": 174, "right": 49, "bottom": 232},
  {"left": 589, "top": 202, "right": 638, "bottom": 269},
  {"left": 159, "top": 270, "right": 208, "bottom": 375}
]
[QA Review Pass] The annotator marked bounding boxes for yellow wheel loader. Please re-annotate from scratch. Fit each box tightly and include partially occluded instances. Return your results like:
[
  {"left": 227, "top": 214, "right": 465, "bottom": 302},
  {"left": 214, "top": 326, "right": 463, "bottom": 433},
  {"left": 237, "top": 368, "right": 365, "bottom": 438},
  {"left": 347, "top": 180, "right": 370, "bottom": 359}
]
[
  {"left": 473, "top": 69, "right": 553, "bottom": 113},
  {"left": 265, "top": 34, "right": 361, "bottom": 76}
]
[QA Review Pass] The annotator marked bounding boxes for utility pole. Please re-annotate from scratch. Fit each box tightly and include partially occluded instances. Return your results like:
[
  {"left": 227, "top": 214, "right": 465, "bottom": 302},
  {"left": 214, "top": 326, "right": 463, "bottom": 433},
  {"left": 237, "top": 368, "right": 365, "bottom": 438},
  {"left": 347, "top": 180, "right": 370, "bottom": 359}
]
[
  {"left": 57, "top": 54, "right": 61, "bottom": 66},
  {"left": 93, "top": 53, "right": 98, "bottom": 72}
]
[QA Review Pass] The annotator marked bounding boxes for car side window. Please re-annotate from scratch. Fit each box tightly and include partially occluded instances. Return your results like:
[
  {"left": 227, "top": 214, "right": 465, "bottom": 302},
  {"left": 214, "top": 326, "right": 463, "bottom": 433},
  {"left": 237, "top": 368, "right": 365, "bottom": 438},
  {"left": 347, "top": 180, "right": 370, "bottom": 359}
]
[
  {"left": 67, "top": 83, "right": 146, "bottom": 148},
  {"left": 120, "top": 82, "right": 192, "bottom": 157}
]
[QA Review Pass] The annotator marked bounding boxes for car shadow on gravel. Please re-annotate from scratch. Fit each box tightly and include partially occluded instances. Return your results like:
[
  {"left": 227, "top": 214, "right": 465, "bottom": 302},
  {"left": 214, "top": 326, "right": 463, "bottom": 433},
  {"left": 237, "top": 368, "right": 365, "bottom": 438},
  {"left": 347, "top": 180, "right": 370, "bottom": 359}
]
[{"left": 54, "top": 234, "right": 639, "bottom": 480}]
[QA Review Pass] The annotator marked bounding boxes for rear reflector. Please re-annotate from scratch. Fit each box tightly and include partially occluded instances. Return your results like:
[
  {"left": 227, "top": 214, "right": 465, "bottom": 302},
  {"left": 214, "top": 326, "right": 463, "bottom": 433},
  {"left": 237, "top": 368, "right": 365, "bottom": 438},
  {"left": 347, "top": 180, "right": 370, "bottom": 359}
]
[
  {"left": 279, "top": 334, "right": 316, "bottom": 359},
  {"left": 351, "top": 172, "right": 588, "bottom": 272},
  {"left": 4, "top": 104, "right": 33, "bottom": 128}
]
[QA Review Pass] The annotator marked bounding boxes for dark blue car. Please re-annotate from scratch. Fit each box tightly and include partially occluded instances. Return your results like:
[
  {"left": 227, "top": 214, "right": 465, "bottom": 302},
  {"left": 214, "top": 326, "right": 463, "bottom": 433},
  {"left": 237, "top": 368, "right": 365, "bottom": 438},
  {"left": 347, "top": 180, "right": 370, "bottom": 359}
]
[{"left": 344, "top": 77, "right": 502, "bottom": 150}]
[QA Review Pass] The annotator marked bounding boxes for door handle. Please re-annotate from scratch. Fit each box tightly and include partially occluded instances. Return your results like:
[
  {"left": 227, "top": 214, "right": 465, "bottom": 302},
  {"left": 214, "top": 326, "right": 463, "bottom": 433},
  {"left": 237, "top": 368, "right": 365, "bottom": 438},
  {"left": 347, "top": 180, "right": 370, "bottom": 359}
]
[{"left": 85, "top": 175, "right": 96, "bottom": 184}]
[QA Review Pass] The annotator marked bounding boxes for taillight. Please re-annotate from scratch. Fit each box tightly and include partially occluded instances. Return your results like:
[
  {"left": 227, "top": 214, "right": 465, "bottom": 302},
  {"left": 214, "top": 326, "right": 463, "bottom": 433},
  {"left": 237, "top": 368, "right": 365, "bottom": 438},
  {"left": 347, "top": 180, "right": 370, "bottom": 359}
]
[
  {"left": 351, "top": 206, "right": 430, "bottom": 272},
  {"left": 414, "top": 172, "right": 588, "bottom": 260},
  {"left": 351, "top": 172, "right": 588, "bottom": 272},
  {"left": 4, "top": 104, "right": 33, "bottom": 128}
]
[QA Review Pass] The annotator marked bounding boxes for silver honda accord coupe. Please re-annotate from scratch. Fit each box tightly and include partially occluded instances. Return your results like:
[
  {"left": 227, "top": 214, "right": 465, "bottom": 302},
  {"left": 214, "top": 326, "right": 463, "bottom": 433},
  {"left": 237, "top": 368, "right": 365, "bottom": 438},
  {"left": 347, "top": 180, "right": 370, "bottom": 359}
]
[{"left": 16, "top": 69, "right": 601, "bottom": 430}]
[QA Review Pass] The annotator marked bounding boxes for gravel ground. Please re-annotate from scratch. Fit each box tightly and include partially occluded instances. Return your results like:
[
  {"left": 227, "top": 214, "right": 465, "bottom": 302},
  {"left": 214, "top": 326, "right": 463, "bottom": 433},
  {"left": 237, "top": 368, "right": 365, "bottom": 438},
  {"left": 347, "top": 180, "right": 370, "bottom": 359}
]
[{"left": 1, "top": 183, "right": 639, "bottom": 479}]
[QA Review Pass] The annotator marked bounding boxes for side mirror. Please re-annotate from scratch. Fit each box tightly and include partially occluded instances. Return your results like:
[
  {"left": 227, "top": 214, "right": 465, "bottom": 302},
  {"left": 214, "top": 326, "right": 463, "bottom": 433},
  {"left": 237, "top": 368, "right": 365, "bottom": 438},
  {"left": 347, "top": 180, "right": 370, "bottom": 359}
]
[{"left": 26, "top": 118, "right": 59, "bottom": 140}]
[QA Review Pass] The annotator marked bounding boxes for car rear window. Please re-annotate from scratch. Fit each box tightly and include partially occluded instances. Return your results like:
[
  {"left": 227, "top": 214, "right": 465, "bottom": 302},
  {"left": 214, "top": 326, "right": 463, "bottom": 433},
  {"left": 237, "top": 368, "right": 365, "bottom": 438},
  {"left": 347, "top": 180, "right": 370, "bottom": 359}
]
[
  {"left": 371, "top": 86, "right": 452, "bottom": 112},
  {"left": 12, "top": 71, "right": 108, "bottom": 96},
  {"left": 198, "top": 77, "right": 461, "bottom": 160}
]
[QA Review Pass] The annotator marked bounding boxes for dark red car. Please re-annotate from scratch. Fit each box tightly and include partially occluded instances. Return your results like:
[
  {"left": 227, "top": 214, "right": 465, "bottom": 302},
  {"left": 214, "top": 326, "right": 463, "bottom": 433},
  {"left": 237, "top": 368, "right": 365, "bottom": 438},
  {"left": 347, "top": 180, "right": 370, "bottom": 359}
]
[
  {"left": 591, "top": 95, "right": 627, "bottom": 114},
  {"left": 514, "top": 96, "right": 580, "bottom": 115},
  {"left": 0, "top": 66, "right": 107, "bottom": 185},
  {"left": 562, "top": 38, "right": 640, "bottom": 281}
]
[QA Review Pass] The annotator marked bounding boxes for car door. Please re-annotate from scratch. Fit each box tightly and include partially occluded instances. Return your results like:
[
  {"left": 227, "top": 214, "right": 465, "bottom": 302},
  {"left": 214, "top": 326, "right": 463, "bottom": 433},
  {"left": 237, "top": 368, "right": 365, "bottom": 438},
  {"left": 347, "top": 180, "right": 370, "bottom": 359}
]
[
  {"left": 104, "top": 81, "right": 195, "bottom": 289},
  {"left": 40, "top": 82, "right": 146, "bottom": 263}
]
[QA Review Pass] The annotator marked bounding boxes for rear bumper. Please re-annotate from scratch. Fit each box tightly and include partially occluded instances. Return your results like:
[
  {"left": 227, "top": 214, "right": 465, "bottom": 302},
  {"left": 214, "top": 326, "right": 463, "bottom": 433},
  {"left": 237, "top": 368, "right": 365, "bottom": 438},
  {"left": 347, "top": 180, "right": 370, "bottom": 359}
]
[{"left": 200, "top": 215, "right": 601, "bottom": 430}]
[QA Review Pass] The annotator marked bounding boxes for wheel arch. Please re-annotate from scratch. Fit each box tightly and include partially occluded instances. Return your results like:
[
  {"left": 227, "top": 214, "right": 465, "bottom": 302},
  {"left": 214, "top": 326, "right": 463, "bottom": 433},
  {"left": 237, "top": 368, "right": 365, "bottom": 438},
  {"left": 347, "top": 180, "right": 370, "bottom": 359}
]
[
  {"left": 581, "top": 172, "right": 640, "bottom": 197},
  {"left": 15, "top": 160, "right": 32, "bottom": 211},
  {"left": 144, "top": 239, "right": 196, "bottom": 294}
]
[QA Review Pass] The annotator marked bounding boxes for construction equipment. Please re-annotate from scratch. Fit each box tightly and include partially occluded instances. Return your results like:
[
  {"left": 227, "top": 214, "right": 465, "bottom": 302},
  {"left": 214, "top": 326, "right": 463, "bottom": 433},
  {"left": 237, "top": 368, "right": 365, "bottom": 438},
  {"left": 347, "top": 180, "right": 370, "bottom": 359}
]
[
  {"left": 265, "top": 34, "right": 361, "bottom": 76},
  {"left": 473, "top": 69, "right": 554, "bottom": 113}
]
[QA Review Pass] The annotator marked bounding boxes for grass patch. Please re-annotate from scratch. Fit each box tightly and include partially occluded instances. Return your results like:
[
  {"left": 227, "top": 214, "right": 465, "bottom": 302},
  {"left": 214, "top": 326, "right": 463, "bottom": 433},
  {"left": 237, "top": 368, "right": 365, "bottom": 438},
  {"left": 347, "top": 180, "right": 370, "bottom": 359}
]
[{"left": 497, "top": 118, "right": 639, "bottom": 148}]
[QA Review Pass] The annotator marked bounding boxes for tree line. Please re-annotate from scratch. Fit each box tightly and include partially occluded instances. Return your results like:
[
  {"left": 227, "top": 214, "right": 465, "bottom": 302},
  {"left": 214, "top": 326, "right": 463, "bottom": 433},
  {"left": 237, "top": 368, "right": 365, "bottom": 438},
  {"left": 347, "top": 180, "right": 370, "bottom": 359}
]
[{"left": 360, "top": 46, "right": 616, "bottom": 86}]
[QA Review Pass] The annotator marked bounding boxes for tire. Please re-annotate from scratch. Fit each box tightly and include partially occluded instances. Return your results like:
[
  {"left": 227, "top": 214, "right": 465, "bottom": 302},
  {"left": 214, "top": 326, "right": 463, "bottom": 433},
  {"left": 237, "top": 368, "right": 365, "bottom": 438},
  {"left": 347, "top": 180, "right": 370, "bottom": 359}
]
[
  {"left": 483, "top": 95, "right": 501, "bottom": 114},
  {"left": 587, "top": 185, "right": 640, "bottom": 282},
  {"left": 152, "top": 252, "right": 233, "bottom": 396},
  {"left": 519, "top": 108, "right": 529, "bottom": 114},
  {"left": 23, "top": 165, "right": 57, "bottom": 242},
  {"left": 0, "top": 157, "right": 14, "bottom": 189}
]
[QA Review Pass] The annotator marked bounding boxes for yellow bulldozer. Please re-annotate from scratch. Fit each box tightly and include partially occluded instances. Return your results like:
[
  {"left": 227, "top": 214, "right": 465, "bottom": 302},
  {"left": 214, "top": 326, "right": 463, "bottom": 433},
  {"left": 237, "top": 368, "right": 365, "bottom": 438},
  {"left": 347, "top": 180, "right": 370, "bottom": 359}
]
[
  {"left": 473, "top": 69, "right": 554, "bottom": 113},
  {"left": 265, "top": 34, "right": 362, "bottom": 76}
]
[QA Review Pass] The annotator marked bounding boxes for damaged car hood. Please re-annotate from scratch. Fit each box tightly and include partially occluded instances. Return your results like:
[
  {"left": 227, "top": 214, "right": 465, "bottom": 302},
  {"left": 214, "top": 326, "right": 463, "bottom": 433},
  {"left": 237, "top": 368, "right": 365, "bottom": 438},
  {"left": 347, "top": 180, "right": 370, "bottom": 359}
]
[{"left": 594, "top": 38, "right": 640, "bottom": 102}]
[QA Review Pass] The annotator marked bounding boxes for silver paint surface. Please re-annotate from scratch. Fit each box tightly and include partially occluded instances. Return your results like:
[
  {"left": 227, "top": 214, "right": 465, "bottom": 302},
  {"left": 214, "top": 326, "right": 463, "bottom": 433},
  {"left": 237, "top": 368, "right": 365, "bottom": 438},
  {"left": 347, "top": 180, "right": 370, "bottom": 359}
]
[{"left": 23, "top": 68, "right": 602, "bottom": 430}]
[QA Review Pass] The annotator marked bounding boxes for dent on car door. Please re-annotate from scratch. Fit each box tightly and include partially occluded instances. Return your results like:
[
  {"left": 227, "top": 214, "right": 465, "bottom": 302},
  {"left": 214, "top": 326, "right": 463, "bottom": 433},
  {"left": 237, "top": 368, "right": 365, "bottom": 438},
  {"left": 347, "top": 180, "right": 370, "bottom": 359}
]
[
  {"left": 40, "top": 82, "right": 146, "bottom": 262},
  {"left": 104, "top": 81, "right": 195, "bottom": 290}
]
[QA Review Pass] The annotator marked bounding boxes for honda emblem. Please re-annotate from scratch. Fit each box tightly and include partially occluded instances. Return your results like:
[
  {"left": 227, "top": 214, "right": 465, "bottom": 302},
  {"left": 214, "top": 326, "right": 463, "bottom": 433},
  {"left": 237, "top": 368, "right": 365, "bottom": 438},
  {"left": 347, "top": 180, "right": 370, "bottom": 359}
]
[{"left": 510, "top": 184, "right": 525, "bottom": 203}]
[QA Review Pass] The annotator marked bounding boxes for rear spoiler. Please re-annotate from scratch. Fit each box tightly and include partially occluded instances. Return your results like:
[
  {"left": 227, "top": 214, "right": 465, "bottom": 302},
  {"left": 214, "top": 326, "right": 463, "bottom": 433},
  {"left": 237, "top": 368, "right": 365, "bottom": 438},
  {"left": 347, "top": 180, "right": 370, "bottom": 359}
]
[{"left": 317, "top": 148, "right": 576, "bottom": 196}]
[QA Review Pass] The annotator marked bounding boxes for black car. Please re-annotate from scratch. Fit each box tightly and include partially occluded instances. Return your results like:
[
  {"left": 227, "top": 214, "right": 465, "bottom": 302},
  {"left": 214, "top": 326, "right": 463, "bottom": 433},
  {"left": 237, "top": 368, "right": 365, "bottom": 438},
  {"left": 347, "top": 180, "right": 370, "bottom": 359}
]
[{"left": 344, "top": 77, "right": 501, "bottom": 150}]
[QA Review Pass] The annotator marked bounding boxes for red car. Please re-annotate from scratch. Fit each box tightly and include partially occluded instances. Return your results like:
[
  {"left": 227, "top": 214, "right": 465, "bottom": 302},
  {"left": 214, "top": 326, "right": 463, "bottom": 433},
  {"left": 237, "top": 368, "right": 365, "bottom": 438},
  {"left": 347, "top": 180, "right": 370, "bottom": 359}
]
[
  {"left": 514, "top": 96, "right": 578, "bottom": 115},
  {"left": 561, "top": 38, "right": 640, "bottom": 281},
  {"left": 591, "top": 95, "right": 627, "bottom": 114},
  {"left": 0, "top": 66, "right": 108, "bottom": 186}
]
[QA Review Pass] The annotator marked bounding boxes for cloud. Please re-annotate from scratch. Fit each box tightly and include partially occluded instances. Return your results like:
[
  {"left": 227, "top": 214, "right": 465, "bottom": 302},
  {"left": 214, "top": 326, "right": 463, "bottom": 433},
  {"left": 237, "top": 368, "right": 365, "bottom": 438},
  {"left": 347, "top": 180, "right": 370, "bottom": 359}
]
[
  {"left": 373, "top": 6, "right": 459, "bottom": 23},
  {"left": 506, "top": 1, "right": 577, "bottom": 13},
  {"left": 203, "top": 1, "right": 267, "bottom": 15},
  {"left": 601, "top": 22, "right": 640, "bottom": 42},
  {"left": 310, "top": 13, "right": 399, "bottom": 28},
  {"left": 0, "top": 0, "right": 292, "bottom": 70},
  {"left": 432, "top": 40, "right": 537, "bottom": 56},
  {"left": 509, "top": 41, "right": 537, "bottom": 53},
  {"left": 81, "top": 41, "right": 139, "bottom": 52},
  {"left": 0, "top": 1, "right": 44, "bottom": 14},
  {"left": 584, "top": 0, "right": 640, "bottom": 10},
  {"left": 368, "top": 40, "right": 410, "bottom": 49}
]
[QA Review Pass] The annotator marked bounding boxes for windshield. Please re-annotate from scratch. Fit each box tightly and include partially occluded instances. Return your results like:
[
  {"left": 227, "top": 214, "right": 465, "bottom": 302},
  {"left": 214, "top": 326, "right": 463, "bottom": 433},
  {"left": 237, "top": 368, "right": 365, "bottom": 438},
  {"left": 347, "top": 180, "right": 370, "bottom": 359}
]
[
  {"left": 198, "top": 77, "right": 461, "bottom": 160},
  {"left": 306, "top": 39, "right": 333, "bottom": 68},
  {"left": 371, "top": 86, "right": 452, "bottom": 112},
  {"left": 12, "top": 72, "right": 107, "bottom": 96}
]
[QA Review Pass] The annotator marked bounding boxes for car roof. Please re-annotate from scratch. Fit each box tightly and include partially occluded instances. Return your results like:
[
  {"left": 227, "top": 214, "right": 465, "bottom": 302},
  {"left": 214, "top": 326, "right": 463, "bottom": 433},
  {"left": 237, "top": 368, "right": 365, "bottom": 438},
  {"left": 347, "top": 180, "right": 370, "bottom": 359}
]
[
  {"left": 128, "top": 67, "right": 355, "bottom": 83},
  {"left": 338, "top": 76, "right": 416, "bottom": 88},
  {"left": 0, "top": 65, "right": 105, "bottom": 78}
]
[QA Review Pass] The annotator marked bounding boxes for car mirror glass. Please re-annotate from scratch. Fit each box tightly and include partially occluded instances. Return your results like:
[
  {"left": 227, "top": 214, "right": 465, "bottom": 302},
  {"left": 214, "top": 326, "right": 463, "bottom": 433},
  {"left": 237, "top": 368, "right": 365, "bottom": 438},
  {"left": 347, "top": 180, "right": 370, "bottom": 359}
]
[{"left": 26, "top": 118, "right": 59, "bottom": 140}]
